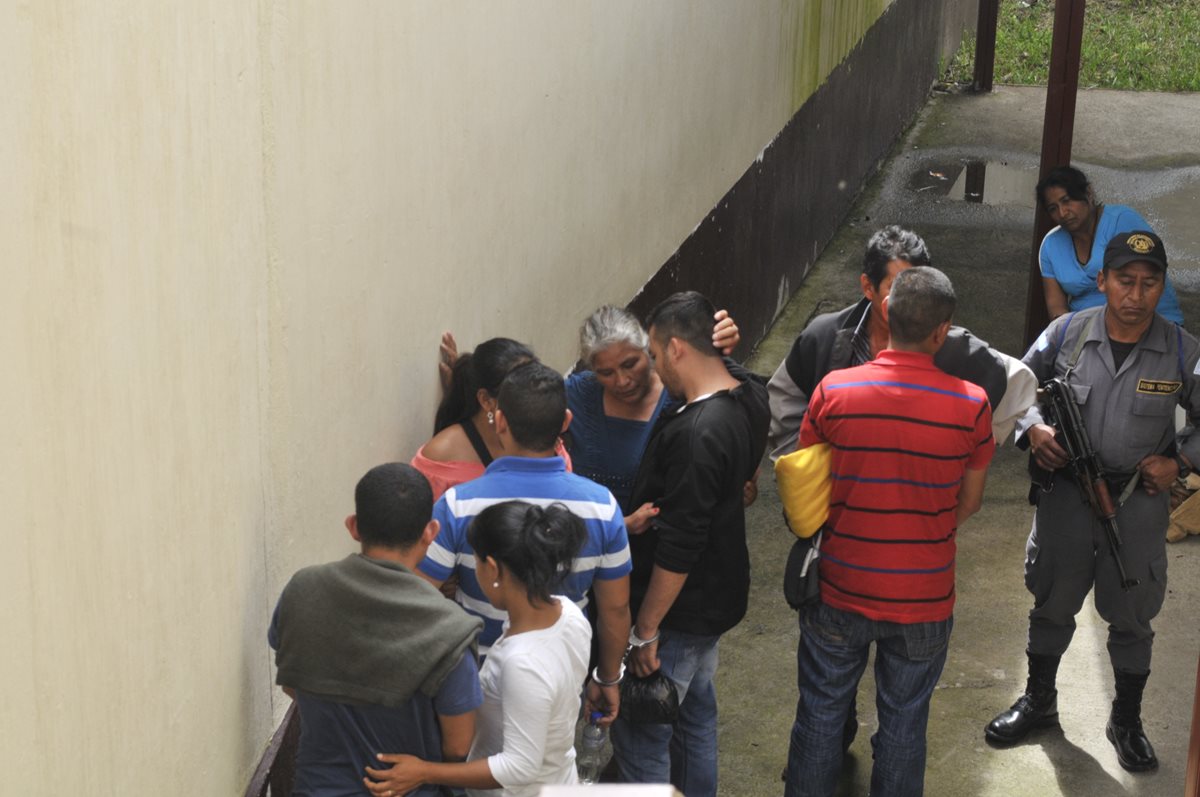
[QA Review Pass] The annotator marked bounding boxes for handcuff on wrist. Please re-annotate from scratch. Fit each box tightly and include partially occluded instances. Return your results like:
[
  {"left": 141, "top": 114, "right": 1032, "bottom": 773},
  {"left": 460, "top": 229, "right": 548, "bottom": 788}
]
[
  {"left": 591, "top": 662, "right": 626, "bottom": 687},
  {"left": 628, "top": 627, "right": 660, "bottom": 649}
]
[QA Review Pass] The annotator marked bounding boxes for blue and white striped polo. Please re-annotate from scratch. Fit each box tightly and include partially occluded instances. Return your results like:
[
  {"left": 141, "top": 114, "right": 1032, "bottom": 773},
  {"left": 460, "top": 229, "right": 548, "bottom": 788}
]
[{"left": 418, "top": 456, "right": 631, "bottom": 653}]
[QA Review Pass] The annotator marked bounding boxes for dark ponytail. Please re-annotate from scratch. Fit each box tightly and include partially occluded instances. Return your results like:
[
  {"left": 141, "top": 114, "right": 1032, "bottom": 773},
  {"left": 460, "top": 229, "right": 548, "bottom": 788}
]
[
  {"left": 468, "top": 501, "right": 586, "bottom": 605},
  {"left": 433, "top": 338, "right": 536, "bottom": 434},
  {"left": 434, "top": 353, "right": 479, "bottom": 433}
]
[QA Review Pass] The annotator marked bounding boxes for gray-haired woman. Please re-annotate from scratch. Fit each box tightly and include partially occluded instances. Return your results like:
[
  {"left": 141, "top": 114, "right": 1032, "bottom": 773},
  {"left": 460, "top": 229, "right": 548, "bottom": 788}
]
[
  {"left": 436, "top": 306, "right": 742, "bottom": 533},
  {"left": 566, "top": 305, "right": 742, "bottom": 533}
]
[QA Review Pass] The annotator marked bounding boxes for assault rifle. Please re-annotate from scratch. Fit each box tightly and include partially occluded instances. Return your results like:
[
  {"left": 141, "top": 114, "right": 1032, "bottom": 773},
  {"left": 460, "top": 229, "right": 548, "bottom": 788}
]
[{"left": 1037, "top": 378, "right": 1138, "bottom": 590}]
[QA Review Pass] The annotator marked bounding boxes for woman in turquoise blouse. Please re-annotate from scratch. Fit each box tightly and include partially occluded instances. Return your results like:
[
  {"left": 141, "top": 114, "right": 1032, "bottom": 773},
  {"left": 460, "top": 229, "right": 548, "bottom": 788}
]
[{"left": 1037, "top": 166, "right": 1183, "bottom": 324}]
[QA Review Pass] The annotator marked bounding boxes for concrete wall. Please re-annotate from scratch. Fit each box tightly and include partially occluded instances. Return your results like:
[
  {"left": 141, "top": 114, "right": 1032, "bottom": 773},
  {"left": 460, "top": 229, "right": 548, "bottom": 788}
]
[
  {"left": 0, "top": 2, "right": 971, "bottom": 794},
  {"left": 3, "top": 6, "right": 273, "bottom": 793},
  {"left": 629, "top": 0, "right": 982, "bottom": 352},
  {"left": 940, "top": 0, "right": 981, "bottom": 63}
]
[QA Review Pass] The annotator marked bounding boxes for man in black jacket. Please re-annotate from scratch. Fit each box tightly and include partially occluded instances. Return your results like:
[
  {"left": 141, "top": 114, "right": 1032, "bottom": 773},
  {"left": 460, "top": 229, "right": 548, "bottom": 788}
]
[
  {"left": 767, "top": 225, "right": 1034, "bottom": 462},
  {"left": 611, "top": 291, "right": 770, "bottom": 797}
]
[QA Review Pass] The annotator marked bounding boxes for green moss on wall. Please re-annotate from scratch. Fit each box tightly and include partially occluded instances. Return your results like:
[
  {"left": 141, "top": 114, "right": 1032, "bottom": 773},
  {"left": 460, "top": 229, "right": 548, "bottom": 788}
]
[{"left": 787, "top": 0, "right": 893, "bottom": 110}]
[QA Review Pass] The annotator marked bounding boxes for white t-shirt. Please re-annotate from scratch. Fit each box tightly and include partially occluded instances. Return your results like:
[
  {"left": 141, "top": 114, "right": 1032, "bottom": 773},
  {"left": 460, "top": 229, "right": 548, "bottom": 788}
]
[{"left": 467, "top": 597, "right": 592, "bottom": 797}]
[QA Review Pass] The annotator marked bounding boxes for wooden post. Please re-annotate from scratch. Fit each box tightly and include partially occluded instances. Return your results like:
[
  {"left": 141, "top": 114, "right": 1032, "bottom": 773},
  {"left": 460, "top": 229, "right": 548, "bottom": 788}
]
[
  {"left": 972, "top": 0, "right": 1001, "bottom": 92},
  {"left": 1023, "top": 0, "right": 1087, "bottom": 349}
]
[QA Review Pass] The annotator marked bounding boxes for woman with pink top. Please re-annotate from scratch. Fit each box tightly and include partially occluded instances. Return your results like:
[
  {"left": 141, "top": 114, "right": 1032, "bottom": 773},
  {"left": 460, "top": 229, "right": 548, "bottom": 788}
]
[{"left": 411, "top": 337, "right": 536, "bottom": 499}]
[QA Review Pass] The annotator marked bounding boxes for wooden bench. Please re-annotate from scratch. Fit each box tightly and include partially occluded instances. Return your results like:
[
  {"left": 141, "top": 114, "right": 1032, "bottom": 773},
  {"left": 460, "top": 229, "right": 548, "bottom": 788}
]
[{"left": 244, "top": 704, "right": 301, "bottom": 797}]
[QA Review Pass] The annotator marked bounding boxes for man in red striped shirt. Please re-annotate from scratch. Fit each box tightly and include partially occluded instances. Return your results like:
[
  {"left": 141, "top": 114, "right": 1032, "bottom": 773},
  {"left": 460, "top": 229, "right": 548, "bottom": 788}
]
[{"left": 784, "top": 266, "right": 994, "bottom": 797}]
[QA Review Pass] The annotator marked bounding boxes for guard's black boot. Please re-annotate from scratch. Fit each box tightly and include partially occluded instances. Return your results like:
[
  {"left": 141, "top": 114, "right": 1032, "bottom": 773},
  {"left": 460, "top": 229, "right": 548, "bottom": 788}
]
[
  {"left": 1106, "top": 669, "right": 1157, "bottom": 772},
  {"left": 984, "top": 651, "right": 1061, "bottom": 745}
]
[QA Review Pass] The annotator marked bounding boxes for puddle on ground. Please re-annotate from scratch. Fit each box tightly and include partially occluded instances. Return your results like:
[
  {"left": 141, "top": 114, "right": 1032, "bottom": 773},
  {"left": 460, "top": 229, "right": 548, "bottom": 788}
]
[
  {"left": 1143, "top": 184, "right": 1200, "bottom": 265},
  {"left": 909, "top": 160, "right": 1039, "bottom": 207}
]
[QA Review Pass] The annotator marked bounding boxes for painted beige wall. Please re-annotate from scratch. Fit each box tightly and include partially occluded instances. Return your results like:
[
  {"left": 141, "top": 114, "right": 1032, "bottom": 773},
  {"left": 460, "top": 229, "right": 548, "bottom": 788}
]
[{"left": 2, "top": 2, "right": 891, "bottom": 793}]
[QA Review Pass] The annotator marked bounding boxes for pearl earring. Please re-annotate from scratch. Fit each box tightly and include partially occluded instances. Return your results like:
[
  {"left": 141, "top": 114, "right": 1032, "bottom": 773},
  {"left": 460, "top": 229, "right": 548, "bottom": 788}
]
[
  {"left": 487, "top": 411, "right": 494, "bottom": 425},
  {"left": 492, "top": 581, "right": 500, "bottom": 588}
]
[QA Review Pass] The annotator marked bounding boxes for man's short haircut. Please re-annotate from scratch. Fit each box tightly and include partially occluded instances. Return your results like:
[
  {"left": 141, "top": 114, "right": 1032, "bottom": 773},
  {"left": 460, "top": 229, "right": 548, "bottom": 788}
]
[
  {"left": 497, "top": 361, "right": 567, "bottom": 452},
  {"left": 863, "top": 226, "right": 931, "bottom": 288},
  {"left": 645, "top": 291, "right": 718, "bottom": 358},
  {"left": 354, "top": 463, "right": 434, "bottom": 549},
  {"left": 887, "top": 266, "right": 956, "bottom": 345},
  {"left": 1036, "top": 165, "right": 1091, "bottom": 208}
]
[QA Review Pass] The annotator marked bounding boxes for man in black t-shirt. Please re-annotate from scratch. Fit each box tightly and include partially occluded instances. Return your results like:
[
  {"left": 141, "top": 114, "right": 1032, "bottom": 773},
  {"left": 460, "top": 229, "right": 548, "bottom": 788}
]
[{"left": 610, "top": 291, "right": 770, "bottom": 797}]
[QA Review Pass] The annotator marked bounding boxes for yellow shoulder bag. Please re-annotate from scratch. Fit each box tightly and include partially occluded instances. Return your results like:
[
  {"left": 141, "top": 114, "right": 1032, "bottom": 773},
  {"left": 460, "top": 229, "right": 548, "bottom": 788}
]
[{"left": 773, "top": 443, "right": 832, "bottom": 539}]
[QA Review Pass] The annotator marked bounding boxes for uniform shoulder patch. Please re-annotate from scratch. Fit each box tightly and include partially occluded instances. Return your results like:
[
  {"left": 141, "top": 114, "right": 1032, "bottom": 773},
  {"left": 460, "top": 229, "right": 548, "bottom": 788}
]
[{"left": 1136, "top": 378, "right": 1181, "bottom": 395}]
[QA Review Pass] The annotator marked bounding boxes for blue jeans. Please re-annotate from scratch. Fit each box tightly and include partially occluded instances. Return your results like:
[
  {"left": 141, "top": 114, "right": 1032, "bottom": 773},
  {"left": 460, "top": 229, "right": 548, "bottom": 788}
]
[
  {"left": 612, "top": 629, "right": 721, "bottom": 797},
  {"left": 785, "top": 603, "right": 952, "bottom": 797}
]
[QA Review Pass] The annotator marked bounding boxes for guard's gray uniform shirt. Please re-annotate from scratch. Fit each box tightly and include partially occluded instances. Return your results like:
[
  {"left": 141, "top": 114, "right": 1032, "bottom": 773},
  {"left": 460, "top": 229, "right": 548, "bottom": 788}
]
[{"left": 1017, "top": 307, "right": 1200, "bottom": 470}]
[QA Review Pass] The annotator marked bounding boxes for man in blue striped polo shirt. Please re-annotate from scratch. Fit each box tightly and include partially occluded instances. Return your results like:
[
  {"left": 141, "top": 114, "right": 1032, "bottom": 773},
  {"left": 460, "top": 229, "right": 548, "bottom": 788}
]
[{"left": 418, "top": 361, "right": 632, "bottom": 723}]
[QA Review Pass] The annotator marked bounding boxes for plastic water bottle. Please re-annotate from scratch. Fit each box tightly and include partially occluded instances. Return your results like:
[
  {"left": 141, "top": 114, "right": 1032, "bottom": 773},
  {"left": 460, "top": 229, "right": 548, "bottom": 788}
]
[{"left": 576, "top": 711, "right": 609, "bottom": 784}]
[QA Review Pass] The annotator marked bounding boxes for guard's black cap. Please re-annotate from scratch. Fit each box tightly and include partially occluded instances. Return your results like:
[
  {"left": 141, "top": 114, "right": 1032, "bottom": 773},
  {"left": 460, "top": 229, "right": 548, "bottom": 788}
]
[{"left": 1104, "top": 230, "right": 1168, "bottom": 272}]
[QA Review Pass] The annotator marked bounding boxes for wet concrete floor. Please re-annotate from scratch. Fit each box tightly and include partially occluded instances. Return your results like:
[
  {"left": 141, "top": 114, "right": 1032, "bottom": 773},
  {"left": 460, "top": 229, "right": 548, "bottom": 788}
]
[{"left": 718, "top": 86, "right": 1200, "bottom": 796}]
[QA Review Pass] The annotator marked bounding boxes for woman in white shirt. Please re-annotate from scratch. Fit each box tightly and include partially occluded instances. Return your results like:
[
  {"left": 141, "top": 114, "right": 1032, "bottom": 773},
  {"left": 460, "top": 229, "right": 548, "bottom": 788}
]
[{"left": 365, "top": 501, "right": 592, "bottom": 797}]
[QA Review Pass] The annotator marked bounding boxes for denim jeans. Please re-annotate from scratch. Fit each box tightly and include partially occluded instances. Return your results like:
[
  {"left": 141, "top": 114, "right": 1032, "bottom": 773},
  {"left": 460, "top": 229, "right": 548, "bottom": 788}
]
[
  {"left": 784, "top": 603, "right": 952, "bottom": 797},
  {"left": 612, "top": 629, "right": 722, "bottom": 797}
]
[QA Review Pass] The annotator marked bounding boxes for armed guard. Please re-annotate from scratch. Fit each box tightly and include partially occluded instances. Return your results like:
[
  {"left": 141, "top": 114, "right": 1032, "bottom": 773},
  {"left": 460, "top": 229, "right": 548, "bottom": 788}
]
[{"left": 984, "top": 230, "right": 1200, "bottom": 772}]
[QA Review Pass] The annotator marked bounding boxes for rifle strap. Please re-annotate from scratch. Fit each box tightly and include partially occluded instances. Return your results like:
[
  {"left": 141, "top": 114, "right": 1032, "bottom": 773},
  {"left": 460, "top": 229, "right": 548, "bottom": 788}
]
[
  {"left": 1177, "top": 324, "right": 1186, "bottom": 382},
  {"left": 1064, "top": 313, "right": 1096, "bottom": 375},
  {"left": 1118, "top": 471, "right": 1141, "bottom": 506},
  {"left": 1054, "top": 311, "right": 1075, "bottom": 351}
]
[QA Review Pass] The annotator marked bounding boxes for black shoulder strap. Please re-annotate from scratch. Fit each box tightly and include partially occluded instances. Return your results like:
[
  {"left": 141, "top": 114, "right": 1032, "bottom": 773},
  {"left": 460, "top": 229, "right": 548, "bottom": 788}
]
[
  {"left": 459, "top": 420, "right": 493, "bottom": 466},
  {"left": 1055, "top": 311, "right": 1076, "bottom": 351},
  {"left": 1177, "top": 324, "right": 1187, "bottom": 383},
  {"left": 1065, "top": 313, "right": 1097, "bottom": 373}
]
